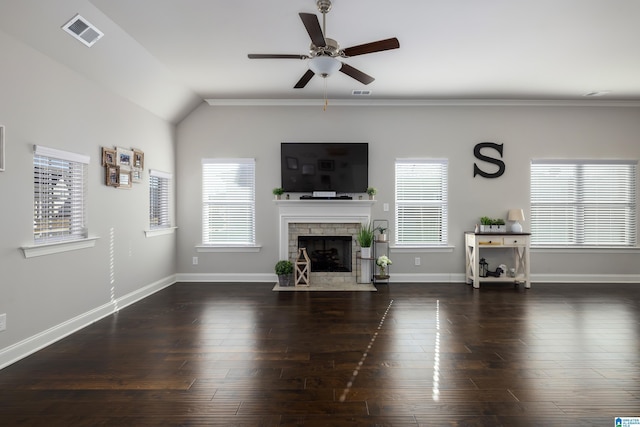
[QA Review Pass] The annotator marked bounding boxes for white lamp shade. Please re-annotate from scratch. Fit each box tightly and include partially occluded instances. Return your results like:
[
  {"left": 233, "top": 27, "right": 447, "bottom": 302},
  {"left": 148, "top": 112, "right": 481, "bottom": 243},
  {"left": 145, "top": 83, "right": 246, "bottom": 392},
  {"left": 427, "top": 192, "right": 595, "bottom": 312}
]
[
  {"left": 508, "top": 209, "right": 525, "bottom": 232},
  {"left": 308, "top": 56, "right": 341, "bottom": 77},
  {"left": 507, "top": 209, "right": 525, "bottom": 222}
]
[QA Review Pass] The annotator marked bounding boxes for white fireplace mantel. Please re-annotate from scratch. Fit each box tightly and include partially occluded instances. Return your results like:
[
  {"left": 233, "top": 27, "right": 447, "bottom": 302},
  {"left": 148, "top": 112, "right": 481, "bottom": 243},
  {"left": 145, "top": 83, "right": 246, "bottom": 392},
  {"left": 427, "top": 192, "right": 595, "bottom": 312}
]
[{"left": 275, "top": 199, "right": 375, "bottom": 259}]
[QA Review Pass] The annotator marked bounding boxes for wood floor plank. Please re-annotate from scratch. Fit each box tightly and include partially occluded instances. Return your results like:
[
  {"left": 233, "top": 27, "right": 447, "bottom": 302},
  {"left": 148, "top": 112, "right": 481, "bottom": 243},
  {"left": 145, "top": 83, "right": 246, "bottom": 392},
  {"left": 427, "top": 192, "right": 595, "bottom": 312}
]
[{"left": 0, "top": 282, "right": 639, "bottom": 425}]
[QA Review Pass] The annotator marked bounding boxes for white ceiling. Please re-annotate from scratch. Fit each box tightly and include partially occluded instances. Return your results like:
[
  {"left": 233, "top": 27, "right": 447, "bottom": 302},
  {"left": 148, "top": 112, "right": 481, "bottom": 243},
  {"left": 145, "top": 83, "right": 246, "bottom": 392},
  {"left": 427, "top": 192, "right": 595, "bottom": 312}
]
[{"left": 2, "top": 0, "right": 640, "bottom": 122}]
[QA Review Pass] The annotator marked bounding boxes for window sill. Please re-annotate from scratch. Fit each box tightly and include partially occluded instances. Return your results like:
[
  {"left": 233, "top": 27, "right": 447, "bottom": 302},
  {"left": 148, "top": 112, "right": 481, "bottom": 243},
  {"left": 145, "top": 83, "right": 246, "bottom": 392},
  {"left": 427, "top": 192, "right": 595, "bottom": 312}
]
[
  {"left": 21, "top": 237, "right": 99, "bottom": 258},
  {"left": 145, "top": 227, "right": 177, "bottom": 238},
  {"left": 391, "top": 245, "right": 455, "bottom": 253},
  {"left": 196, "top": 244, "right": 262, "bottom": 253},
  {"left": 531, "top": 246, "right": 640, "bottom": 254}
]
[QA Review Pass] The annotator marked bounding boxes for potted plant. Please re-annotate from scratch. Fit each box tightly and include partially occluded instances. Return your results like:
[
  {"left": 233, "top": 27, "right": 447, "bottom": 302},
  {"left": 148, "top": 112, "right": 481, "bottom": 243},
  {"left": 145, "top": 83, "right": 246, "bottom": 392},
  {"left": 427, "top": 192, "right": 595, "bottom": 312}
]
[
  {"left": 273, "top": 187, "right": 284, "bottom": 200},
  {"left": 356, "top": 221, "right": 375, "bottom": 258},
  {"left": 479, "top": 217, "right": 506, "bottom": 232},
  {"left": 275, "top": 260, "right": 294, "bottom": 286},
  {"left": 376, "top": 255, "right": 392, "bottom": 278},
  {"left": 375, "top": 225, "right": 388, "bottom": 242},
  {"left": 366, "top": 187, "right": 377, "bottom": 200}
]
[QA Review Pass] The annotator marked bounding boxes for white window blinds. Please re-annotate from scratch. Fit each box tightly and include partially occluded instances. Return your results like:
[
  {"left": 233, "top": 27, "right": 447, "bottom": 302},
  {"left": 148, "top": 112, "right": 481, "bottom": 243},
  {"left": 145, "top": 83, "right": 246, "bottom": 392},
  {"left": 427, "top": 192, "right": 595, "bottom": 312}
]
[
  {"left": 202, "top": 158, "right": 256, "bottom": 245},
  {"left": 149, "top": 169, "right": 171, "bottom": 229},
  {"left": 33, "top": 145, "right": 89, "bottom": 244},
  {"left": 395, "top": 159, "right": 448, "bottom": 245},
  {"left": 531, "top": 160, "right": 637, "bottom": 246}
]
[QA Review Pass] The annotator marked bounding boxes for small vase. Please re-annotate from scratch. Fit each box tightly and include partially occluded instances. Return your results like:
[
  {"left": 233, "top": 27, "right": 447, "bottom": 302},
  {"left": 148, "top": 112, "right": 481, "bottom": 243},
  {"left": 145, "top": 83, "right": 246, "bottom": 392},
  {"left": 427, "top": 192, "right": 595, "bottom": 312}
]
[{"left": 379, "top": 267, "right": 386, "bottom": 277}]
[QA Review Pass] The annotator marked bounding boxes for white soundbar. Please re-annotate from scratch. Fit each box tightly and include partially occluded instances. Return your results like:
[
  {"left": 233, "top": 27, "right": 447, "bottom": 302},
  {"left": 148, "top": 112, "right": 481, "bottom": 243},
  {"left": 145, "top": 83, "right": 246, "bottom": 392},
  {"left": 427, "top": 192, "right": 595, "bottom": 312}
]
[{"left": 313, "top": 191, "right": 336, "bottom": 198}]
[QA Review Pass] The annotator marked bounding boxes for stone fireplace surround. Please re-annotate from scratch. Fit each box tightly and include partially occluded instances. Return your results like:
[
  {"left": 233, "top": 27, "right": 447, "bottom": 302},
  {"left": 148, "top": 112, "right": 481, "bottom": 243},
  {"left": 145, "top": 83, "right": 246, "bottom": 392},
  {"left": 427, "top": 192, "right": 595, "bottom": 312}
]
[{"left": 276, "top": 200, "right": 374, "bottom": 285}]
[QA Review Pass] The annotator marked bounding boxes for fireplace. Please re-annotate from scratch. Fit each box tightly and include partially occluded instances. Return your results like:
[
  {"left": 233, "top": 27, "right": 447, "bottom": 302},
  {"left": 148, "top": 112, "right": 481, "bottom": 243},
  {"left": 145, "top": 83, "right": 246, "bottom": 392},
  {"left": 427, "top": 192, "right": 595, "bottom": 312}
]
[
  {"left": 276, "top": 199, "right": 374, "bottom": 285},
  {"left": 298, "top": 236, "right": 352, "bottom": 272}
]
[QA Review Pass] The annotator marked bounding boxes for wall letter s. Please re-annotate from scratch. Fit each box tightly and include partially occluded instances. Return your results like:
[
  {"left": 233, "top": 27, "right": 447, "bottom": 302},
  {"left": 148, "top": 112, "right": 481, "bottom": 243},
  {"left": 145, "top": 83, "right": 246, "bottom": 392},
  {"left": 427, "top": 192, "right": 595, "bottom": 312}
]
[{"left": 473, "top": 142, "right": 505, "bottom": 178}]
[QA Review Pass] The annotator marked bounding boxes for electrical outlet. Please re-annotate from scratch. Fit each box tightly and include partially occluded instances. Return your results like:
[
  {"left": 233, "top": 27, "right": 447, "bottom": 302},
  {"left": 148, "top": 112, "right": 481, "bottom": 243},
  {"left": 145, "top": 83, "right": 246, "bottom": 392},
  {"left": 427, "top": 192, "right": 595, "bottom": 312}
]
[
  {"left": 383, "top": 203, "right": 389, "bottom": 212},
  {"left": 0, "top": 313, "right": 6, "bottom": 332},
  {"left": 415, "top": 257, "right": 421, "bottom": 266},
  {"left": 192, "top": 256, "right": 198, "bottom": 265}
]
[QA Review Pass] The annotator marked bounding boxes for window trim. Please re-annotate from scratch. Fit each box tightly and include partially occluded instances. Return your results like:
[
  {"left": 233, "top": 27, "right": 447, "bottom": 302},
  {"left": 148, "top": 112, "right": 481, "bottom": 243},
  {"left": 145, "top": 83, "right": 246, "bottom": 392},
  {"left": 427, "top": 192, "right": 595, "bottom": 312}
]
[
  {"left": 146, "top": 169, "right": 174, "bottom": 237},
  {"left": 32, "top": 145, "right": 90, "bottom": 247},
  {"left": 21, "top": 237, "right": 99, "bottom": 258},
  {"left": 394, "top": 158, "right": 449, "bottom": 247},
  {"left": 201, "top": 158, "right": 258, "bottom": 248},
  {"left": 530, "top": 159, "right": 637, "bottom": 248}
]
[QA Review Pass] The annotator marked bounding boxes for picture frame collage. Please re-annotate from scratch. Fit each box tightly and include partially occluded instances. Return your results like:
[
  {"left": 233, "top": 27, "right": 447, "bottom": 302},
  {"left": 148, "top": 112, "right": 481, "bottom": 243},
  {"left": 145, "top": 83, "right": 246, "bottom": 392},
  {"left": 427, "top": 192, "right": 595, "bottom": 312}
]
[{"left": 102, "top": 146, "right": 144, "bottom": 189}]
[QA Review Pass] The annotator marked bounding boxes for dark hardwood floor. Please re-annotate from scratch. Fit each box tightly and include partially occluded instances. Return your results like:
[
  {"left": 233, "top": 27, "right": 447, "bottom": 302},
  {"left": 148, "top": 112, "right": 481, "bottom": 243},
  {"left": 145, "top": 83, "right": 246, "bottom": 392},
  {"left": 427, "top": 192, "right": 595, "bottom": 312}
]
[{"left": 1, "top": 282, "right": 639, "bottom": 426}]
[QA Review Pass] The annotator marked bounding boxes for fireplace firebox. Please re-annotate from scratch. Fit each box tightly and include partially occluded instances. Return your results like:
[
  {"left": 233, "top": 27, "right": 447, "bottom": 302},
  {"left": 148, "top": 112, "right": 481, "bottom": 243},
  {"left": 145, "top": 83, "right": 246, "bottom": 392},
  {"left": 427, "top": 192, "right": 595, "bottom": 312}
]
[{"left": 297, "top": 236, "right": 352, "bottom": 272}]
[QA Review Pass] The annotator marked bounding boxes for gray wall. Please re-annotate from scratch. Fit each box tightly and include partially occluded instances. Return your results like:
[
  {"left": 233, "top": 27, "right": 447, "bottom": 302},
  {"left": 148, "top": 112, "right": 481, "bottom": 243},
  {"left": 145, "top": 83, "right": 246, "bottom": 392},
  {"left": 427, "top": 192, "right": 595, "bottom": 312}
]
[
  {"left": 0, "top": 30, "right": 177, "bottom": 366},
  {"left": 176, "top": 103, "right": 640, "bottom": 281}
]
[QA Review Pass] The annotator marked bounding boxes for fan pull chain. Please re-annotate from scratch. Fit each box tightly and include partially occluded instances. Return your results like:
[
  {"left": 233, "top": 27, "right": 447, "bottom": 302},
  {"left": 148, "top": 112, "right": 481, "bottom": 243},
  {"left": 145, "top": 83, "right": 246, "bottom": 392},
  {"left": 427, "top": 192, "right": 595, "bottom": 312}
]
[{"left": 323, "top": 78, "right": 328, "bottom": 111}]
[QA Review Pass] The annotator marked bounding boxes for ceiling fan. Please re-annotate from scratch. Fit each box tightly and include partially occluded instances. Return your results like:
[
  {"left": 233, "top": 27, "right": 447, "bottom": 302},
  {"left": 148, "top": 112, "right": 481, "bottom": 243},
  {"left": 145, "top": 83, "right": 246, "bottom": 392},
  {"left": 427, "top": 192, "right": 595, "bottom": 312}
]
[{"left": 247, "top": 0, "right": 400, "bottom": 89}]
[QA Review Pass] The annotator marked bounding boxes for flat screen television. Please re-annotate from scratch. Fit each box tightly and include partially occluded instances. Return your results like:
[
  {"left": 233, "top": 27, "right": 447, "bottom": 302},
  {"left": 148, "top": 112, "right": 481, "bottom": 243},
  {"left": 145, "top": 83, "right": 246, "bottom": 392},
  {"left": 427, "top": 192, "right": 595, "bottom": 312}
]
[{"left": 281, "top": 142, "right": 368, "bottom": 193}]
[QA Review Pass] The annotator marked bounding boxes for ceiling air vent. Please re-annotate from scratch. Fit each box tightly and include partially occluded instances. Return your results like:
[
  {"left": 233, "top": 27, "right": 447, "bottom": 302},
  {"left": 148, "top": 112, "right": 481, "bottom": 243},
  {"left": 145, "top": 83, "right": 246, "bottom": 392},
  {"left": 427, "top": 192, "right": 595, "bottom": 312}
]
[
  {"left": 62, "top": 14, "right": 103, "bottom": 47},
  {"left": 352, "top": 90, "right": 372, "bottom": 96}
]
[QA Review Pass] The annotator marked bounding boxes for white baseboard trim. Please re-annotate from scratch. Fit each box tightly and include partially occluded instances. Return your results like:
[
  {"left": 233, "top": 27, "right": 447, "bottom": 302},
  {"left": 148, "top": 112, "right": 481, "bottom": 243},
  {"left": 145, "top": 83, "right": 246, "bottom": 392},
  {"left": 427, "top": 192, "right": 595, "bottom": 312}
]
[
  {"left": 0, "top": 275, "right": 176, "bottom": 371},
  {"left": 392, "top": 273, "right": 640, "bottom": 284},
  {"left": 175, "top": 272, "right": 640, "bottom": 284},
  {"left": 176, "top": 273, "right": 276, "bottom": 282},
  {"left": 531, "top": 273, "right": 640, "bottom": 283}
]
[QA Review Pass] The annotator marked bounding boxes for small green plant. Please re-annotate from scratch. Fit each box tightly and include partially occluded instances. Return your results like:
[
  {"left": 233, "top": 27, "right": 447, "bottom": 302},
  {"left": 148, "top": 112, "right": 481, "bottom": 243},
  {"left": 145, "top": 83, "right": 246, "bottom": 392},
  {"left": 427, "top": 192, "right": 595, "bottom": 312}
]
[
  {"left": 480, "top": 216, "right": 505, "bottom": 225},
  {"left": 366, "top": 187, "right": 377, "bottom": 196},
  {"left": 274, "top": 260, "right": 293, "bottom": 275},
  {"left": 272, "top": 187, "right": 284, "bottom": 196},
  {"left": 375, "top": 225, "right": 388, "bottom": 234},
  {"left": 356, "top": 222, "right": 375, "bottom": 248}
]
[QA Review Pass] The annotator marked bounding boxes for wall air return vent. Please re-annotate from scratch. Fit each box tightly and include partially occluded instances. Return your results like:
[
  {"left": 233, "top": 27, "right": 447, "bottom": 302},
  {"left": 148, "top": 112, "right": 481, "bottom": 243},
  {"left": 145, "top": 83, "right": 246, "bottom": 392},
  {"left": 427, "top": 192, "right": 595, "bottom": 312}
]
[{"left": 62, "top": 14, "right": 103, "bottom": 47}]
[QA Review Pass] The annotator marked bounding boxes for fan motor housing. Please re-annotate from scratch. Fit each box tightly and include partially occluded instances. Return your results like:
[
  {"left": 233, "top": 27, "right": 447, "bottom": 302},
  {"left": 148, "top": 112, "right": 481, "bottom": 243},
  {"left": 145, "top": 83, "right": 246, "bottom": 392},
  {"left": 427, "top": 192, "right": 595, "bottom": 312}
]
[{"left": 310, "top": 38, "right": 340, "bottom": 57}]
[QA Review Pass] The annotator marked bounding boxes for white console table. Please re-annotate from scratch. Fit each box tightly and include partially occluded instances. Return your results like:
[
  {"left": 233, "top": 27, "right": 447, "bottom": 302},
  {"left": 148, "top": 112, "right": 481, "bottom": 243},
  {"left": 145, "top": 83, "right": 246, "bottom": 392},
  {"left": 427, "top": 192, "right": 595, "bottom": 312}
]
[{"left": 465, "top": 232, "right": 531, "bottom": 289}]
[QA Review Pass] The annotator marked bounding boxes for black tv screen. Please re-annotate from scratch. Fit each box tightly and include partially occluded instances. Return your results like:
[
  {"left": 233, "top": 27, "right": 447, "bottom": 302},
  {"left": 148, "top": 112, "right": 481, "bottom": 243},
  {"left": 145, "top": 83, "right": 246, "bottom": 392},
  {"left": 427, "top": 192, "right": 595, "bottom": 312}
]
[{"left": 281, "top": 143, "right": 368, "bottom": 193}]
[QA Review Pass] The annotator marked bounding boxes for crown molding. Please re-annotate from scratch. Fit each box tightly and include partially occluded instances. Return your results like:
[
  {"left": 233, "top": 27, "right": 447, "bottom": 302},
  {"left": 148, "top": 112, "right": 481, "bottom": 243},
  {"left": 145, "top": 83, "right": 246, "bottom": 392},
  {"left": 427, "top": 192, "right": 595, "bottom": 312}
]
[{"left": 205, "top": 98, "right": 640, "bottom": 107}]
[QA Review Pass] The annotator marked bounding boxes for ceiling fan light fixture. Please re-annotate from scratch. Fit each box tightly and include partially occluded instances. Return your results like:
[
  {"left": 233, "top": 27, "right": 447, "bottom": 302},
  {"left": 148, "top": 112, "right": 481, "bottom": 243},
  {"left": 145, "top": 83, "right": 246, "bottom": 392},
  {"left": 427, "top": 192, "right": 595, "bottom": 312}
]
[{"left": 308, "top": 56, "right": 341, "bottom": 78}]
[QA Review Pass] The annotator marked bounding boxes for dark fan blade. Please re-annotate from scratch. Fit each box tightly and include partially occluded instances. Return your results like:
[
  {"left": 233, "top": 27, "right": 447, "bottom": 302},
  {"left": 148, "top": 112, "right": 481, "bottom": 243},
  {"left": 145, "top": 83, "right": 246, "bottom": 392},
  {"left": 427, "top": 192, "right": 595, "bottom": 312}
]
[
  {"left": 339, "top": 63, "right": 375, "bottom": 85},
  {"left": 248, "top": 54, "right": 309, "bottom": 59},
  {"left": 299, "top": 13, "right": 326, "bottom": 47},
  {"left": 294, "top": 69, "right": 315, "bottom": 88},
  {"left": 342, "top": 37, "right": 400, "bottom": 57}
]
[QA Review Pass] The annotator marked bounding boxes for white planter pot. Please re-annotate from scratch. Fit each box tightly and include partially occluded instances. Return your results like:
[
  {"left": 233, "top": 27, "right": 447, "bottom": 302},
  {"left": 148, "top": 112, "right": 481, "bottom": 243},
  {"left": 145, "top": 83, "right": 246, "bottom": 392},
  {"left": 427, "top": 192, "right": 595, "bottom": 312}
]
[
  {"left": 480, "top": 225, "right": 506, "bottom": 233},
  {"left": 361, "top": 247, "right": 372, "bottom": 259}
]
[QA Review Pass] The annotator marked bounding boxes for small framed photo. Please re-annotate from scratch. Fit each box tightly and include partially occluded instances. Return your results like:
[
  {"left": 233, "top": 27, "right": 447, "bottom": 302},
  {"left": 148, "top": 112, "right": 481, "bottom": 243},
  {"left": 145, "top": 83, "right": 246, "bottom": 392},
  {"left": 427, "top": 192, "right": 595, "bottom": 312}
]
[
  {"left": 0, "top": 125, "right": 5, "bottom": 172},
  {"left": 116, "top": 147, "right": 133, "bottom": 169},
  {"left": 106, "top": 165, "right": 119, "bottom": 187},
  {"left": 118, "top": 169, "right": 132, "bottom": 189},
  {"left": 132, "top": 168, "right": 143, "bottom": 183},
  {"left": 102, "top": 147, "right": 116, "bottom": 166},
  {"left": 133, "top": 149, "right": 144, "bottom": 170}
]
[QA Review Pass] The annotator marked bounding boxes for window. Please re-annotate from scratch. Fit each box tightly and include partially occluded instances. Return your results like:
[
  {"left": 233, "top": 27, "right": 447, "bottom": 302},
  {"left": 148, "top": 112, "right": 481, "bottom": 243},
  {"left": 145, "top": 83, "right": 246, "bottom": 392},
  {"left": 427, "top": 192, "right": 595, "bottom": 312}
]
[
  {"left": 202, "top": 158, "right": 256, "bottom": 245},
  {"left": 395, "top": 159, "right": 448, "bottom": 245},
  {"left": 531, "top": 160, "right": 637, "bottom": 246},
  {"left": 33, "top": 145, "right": 89, "bottom": 244},
  {"left": 149, "top": 169, "right": 171, "bottom": 229}
]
